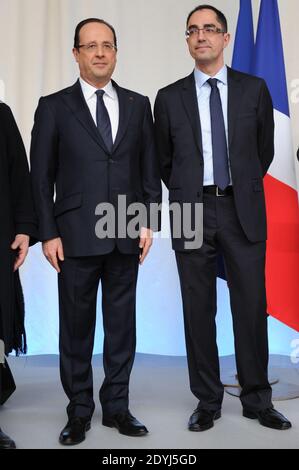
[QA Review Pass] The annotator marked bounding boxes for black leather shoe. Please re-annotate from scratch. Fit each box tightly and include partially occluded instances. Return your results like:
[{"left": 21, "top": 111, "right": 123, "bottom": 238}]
[
  {"left": 0, "top": 428, "right": 16, "bottom": 449},
  {"left": 243, "top": 407, "right": 292, "bottom": 430},
  {"left": 188, "top": 408, "right": 221, "bottom": 432},
  {"left": 59, "top": 417, "right": 91, "bottom": 446},
  {"left": 102, "top": 411, "right": 148, "bottom": 436}
]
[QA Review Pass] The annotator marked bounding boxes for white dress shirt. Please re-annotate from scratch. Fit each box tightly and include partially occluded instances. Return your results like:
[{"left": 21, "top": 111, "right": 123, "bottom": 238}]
[
  {"left": 79, "top": 77, "right": 119, "bottom": 143},
  {"left": 194, "top": 65, "right": 232, "bottom": 186}
]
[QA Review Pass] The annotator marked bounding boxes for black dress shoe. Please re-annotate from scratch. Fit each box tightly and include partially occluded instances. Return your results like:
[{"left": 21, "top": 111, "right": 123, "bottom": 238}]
[
  {"left": 243, "top": 407, "right": 292, "bottom": 430},
  {"left": 102, "top": 411, "right": 148, "bottom": 436},
  {"left": 59, "top": 417, "right": 91, "bottom": 446},
  {"left": 0, "top": 428, "right": 16, "bottom": 449},
  {"left": 188, "top": 408, "right": 221, "bottom": 432}
]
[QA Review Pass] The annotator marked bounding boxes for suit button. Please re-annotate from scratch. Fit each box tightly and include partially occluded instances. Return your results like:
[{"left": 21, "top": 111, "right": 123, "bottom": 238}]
[{"left": 108, "top": 158, "right": 115, "bottom": 164}]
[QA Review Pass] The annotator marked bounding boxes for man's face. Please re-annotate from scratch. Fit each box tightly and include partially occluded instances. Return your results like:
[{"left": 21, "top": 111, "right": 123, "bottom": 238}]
[
  {"left": 186, "top": 9, "right": 230, "bottom": 68},
  {"left": 73, "top": 22, "right": 117, "bottom": 87}
]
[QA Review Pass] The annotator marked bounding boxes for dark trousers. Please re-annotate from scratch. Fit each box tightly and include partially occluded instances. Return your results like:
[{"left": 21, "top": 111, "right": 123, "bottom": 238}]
[
  {"left": 176, "top": 192, "right": 272, "bottom": 412},
  {"left": 58, "top": 249, "right": 139, "bottom": 419}
]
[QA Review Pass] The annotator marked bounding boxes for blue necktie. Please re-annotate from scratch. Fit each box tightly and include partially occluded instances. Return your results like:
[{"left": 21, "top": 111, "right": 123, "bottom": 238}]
[
  {"left": 96, "top": 89, "right": 113, "bottom": 153},
  {"left": 208, "top": 78, "right": 230, "bottom": 190}
]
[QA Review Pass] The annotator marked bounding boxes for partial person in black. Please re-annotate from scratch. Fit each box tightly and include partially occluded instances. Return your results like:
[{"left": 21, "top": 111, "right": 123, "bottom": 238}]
[{"left": 0, "top": 102, "right": 37, "bottom": 449}]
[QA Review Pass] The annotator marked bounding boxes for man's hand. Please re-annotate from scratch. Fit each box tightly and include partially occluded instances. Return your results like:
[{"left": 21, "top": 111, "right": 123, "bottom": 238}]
[
  {"left": 139, "top": 227, "right": 153, "bottom": 265},
  {"left": 11, "top": 234, "right": 30, "bottom": 272},
  {"left": 43, "top": 238, "right": 65, "bottom": 273}
]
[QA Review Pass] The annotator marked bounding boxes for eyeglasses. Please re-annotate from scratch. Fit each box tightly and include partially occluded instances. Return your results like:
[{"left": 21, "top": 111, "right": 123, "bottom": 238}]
[
  {"left": 185, "top": 26, "right": 225, "bottom": 38},
  {"left": 77, "top": 42, "right": 117, "bottom": 53}
]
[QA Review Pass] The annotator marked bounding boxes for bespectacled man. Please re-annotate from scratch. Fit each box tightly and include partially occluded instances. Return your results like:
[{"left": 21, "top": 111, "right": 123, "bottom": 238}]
[{"left": 154, "top": 4, "right": 291, "bottom": 432}]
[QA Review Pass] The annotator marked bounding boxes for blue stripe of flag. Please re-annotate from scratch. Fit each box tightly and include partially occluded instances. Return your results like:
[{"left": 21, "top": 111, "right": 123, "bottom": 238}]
[
  {"left": 253, "top": 0, "right": 290, "bottom": 117},
  {"left": 232, "top": 0, "right": 255, "bottom": 73}
]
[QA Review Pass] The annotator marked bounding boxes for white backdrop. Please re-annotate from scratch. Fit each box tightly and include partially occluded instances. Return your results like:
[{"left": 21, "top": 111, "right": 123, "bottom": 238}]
[{"left": 0, "top": 0, "right": 298, "bottom": 356}]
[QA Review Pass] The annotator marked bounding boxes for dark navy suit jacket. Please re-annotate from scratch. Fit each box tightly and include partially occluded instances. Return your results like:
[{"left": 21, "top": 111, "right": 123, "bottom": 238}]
[
  {"left": 154, "top": 67, "right": 274, "bottom": 251},
  {"left": 31, "top": 80, "right": 162, "bottom": 257}
]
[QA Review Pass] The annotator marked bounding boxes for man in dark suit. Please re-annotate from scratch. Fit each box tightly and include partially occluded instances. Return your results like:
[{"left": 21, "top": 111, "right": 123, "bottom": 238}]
[
  {"left": 0, "top": 102, "right": 37, "bottom": 449},
  {"left": 31, "top": 18, "right": 161, "bottom": 445},
  {"left": 154, "top": 4, "right": 291, "bottom": 432}
]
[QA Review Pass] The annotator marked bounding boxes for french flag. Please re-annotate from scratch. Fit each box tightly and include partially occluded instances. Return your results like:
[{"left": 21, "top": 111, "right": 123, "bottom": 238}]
[{"left": 232, "top": 0, "right": 299, "bottom": 331}]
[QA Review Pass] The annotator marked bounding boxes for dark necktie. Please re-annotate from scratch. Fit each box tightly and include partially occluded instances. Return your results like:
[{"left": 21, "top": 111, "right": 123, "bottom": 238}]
[
  {"left": 96, "top": 89, "right": 113, "bottom": 152},
  {"left": 208, "top": 78, "right": 230, "bottom": 190}
]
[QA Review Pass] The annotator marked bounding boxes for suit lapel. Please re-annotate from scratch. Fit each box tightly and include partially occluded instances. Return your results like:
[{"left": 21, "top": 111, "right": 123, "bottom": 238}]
[
  {"left": 112, "top": 81, "right": 134, "bottom": 153},
  {"left": 62, "top": 80, "right": 108, "bottom": 152},
  {"left": 227, "top": 67, "right": 243, "bottom": 147},
  {"left": 181, "top": 73, "right": 203, "bottom": 157}
]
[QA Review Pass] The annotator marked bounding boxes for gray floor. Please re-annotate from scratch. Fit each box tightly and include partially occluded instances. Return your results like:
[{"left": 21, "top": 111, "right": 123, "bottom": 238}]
[{"left": 1, "top": 354, "right": 298, "bottom": 449}]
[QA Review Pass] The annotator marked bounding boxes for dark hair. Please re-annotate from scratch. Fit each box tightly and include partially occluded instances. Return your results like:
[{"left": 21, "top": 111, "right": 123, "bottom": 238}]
[
  {"left": 186, "top": 4, "right": 228, "bottom": 32},
  {"left": 74, "top": 18, "right": 118, "bottom": 49}
]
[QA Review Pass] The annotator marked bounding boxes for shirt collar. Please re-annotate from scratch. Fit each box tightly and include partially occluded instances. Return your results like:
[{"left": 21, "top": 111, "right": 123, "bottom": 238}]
[
  {"left": 194, "top": 65, "right": 228, "bottom": 89},
  {"left": 79, "top": 77, "right": 117, "bottom": 101}
]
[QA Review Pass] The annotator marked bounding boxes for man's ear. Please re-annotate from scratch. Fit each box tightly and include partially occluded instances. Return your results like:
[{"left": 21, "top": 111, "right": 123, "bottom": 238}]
[
  {"left": 223, "top": 33, "right": 231, "bottom": 50},
  {"left": 72, "top": 47, "right": 79, "bottom": 63}
]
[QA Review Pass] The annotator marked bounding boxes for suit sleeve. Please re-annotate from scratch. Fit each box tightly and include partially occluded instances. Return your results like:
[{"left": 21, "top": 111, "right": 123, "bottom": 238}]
[
  {"left": 257, "top": 80, "right": 275, "bottom": 176},
  {"left": 154, "top": 90, "right": 173, "bottom": 189},
  {"left": 140, "top": 97, "right": 162, "bottom": 231},
  {"left": 2, "top": 105, "right": 37, "bottom": 243},
  {"left": 30, "top": 97, "right": 59, "bottom": 242}
]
